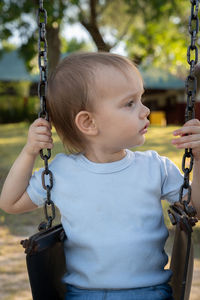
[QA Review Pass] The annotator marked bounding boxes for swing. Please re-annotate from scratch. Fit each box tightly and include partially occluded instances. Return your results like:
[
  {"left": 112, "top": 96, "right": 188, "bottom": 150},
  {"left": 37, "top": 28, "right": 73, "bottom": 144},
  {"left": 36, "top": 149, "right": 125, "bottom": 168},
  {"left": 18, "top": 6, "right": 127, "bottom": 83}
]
[
  {"left": 20, "top": 1, "right": 199, "bottom": 300},
  {"left": 20, "top": 2, "right": 67, "bottom": 299}
]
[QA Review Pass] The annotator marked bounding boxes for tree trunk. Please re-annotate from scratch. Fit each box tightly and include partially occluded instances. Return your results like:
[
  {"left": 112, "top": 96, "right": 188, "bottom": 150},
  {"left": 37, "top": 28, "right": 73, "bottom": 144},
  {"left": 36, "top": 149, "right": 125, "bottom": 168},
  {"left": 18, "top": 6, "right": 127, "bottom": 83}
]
[
  {"left": 81, "top": 21, "right": 111, "bottom": 52},
  {"left": 80, "top": 0, "right": 111, "bottom": 52},
  {"left": 46, "top": 25, "right": 61, "bottom": 76}
]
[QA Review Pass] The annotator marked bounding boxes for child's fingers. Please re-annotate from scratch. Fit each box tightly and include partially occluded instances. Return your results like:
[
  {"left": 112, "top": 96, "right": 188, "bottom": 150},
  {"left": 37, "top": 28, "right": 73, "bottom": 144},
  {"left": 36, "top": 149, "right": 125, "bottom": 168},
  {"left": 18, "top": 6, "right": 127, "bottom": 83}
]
[
  {"left": 172, "top": 133, "right": 200, "bottom": 144},
  {"left": 35, "top": 134, "right": 53, "bottom": 143},
  {"left": 38, "top": 141, "right": 54, "bottom": 149},
  {"left": 36, "top": 135, "right": 54, "bottom": 149},
  {"left": 173, "top": 125, "right": 200, "bottom": 136},
  {"left": 172, "top": 119, "right": 200, "bottom": 150},
  {"left": 183, "top": 118, "right": 200, "bottom": 127},
  {"left": 173, "top": 119, "right": 200, "bottom": 136},
  {"left": 35, "top": 126, "right": 52, "bottom": 136},
  {"left": 172, "top": 140, "right": 200, "bottom": 149},
  {"left": 30, "top": 118, "right": 52, "bottom": 138},
  {"left": 35, "top": 132, "right": 54, "bottom": 150},
  {"left": 172, "top": 130, "right": 200, "bottom": 149},
  {"left": 32, "top": 118, "right": 52, "bottom": 130}
]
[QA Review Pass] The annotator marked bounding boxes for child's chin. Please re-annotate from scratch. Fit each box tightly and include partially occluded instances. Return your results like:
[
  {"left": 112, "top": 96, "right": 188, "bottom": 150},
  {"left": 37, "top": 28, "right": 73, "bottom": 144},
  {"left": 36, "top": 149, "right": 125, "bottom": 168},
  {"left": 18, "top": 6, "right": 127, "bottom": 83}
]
[{"left": 133, "top": 139, "right": 145, "bottom": 148}]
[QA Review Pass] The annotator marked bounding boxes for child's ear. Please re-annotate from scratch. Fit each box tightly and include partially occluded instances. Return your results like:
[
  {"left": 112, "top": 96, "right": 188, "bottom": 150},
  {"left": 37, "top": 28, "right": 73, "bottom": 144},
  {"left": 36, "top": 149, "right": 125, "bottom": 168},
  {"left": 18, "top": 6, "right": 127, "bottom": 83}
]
[{"left": 75, "top": 111, "right": 98, "bottom": 136}]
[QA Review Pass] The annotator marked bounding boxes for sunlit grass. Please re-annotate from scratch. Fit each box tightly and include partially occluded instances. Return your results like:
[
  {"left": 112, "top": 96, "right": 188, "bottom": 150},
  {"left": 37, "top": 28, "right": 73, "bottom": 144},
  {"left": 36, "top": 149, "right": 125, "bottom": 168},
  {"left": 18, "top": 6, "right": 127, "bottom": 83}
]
[
  {"left": 0, "top": 123, "right": 183, "bottom": 174},
  {"left": 0, "top": 122, "right": 64, "bottom": 174},
  {"left": 135, "top": 125, "right": 183, "bottom": 170}
]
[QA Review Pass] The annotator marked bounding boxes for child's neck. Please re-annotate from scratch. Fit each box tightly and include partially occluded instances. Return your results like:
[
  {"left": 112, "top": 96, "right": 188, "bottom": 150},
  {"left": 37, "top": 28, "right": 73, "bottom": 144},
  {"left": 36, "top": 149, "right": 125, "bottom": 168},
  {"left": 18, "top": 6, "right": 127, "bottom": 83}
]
[{"left": 83, "top": 149, "right": 127, "bottom": 163}]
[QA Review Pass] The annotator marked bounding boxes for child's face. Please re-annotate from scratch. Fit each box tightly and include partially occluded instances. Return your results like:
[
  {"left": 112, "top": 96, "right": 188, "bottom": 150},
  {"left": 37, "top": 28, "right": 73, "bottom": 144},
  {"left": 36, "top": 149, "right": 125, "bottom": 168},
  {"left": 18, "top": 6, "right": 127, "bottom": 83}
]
[{"left": 92, "top": 65, "right": 150, "bottom": 151}]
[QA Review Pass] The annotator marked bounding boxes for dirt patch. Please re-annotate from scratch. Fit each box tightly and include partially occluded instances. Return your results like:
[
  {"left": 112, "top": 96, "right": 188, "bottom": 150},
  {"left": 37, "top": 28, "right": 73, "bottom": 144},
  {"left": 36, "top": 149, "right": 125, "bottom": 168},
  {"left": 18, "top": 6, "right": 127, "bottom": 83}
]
[
  {"left": 0, "top": 226, "right": 199, "bottom": 300},
  {"left": 0, "top": 227, "right": 31, "bottom": 300}
]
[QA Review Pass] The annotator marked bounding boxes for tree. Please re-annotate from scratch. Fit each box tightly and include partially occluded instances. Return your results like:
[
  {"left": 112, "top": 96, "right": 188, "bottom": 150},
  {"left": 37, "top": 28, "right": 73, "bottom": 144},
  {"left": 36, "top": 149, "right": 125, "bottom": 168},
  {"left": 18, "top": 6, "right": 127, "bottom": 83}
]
[
  {"left": 123, "top": 0, "right": 191, "bottom": 75},
  {"left": 0, "top": 0, "right": 132, "bottom": 72},
  {"left": 0, "top": 0, "right": 195, "bottom": 76},
  {"left": 67, "top": 0, "right": 196, "bottom": 75},
  {"left": 0, "top": 0, "right": 67, "bottom": 74},
  {"left": 67, "top": 0, "right": 132, "bottom": 52}
]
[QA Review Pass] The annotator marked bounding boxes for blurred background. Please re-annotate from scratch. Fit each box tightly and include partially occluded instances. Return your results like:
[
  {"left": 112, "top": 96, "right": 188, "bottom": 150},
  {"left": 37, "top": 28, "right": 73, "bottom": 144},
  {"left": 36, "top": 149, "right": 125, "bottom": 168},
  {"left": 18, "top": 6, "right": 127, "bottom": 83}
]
[{"left": 0, "top": 1, "right": 200, "bottom": 299}]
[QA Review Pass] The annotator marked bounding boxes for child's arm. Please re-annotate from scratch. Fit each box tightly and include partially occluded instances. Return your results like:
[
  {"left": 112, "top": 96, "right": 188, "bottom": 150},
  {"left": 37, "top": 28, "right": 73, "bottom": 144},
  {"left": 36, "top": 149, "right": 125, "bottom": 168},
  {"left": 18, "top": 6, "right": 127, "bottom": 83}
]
[
  {"left": 172, "top": 118, "right": 200, "bottom": 219},
  {"left": 0, "top": 118, "right": 53, "bottom": 214}
]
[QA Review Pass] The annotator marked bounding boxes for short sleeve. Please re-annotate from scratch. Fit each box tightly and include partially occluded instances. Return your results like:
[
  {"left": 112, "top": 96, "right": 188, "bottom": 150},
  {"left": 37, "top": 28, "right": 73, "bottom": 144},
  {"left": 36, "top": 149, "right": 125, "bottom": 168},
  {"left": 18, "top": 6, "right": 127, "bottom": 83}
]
[
  {"left": 26, "top": 167, "right": 47, "bottom": 207},
  {"left": 159, "top": 155, "right": 186, "bottom": 203},
  {"left": 26, "top": 153, "right": 65, "bottom": 207}
]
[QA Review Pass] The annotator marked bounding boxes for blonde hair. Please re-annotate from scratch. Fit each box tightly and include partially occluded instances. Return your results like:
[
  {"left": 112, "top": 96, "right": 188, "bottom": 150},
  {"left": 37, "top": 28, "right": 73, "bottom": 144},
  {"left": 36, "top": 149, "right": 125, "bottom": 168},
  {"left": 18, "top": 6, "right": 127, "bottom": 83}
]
[{"left": 47, "top": 52, "right": 136, "bottom": 154}]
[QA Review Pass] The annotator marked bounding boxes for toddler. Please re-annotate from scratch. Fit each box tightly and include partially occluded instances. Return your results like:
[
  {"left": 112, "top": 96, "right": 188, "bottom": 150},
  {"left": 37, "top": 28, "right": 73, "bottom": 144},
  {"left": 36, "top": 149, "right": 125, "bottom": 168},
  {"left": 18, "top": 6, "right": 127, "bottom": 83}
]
[{"left": 1, "top": 52, "right": 200, "bottom": 300}]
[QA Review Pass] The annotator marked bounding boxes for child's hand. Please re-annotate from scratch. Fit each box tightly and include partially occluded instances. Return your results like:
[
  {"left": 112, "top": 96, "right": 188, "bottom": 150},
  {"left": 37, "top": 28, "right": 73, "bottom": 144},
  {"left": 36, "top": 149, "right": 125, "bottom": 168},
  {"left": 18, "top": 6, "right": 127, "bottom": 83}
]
[
  {"left": 172, "top": 119, "right": 200, "bottom": 160},
  {"left": 24, "top": 118, "right": 54, "bottom": 157}
]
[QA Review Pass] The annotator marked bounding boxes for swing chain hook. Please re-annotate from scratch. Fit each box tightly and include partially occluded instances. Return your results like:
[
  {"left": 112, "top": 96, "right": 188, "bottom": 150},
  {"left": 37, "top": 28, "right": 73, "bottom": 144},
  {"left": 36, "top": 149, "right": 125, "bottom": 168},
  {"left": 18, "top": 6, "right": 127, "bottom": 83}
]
[
  {"left": 37, "top": 0, "right": 55, "bottom": 229},
  {"left": 179, "top": 0, "right": 199, "bottom": 217}
]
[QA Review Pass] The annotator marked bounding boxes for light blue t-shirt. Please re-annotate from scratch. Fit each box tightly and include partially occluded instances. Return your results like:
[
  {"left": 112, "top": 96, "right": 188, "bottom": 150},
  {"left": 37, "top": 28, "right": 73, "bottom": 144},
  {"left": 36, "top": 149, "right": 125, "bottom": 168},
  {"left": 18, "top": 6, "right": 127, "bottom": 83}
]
[{"left": 27, "top": 149, "right": 185, "bottom": 289}]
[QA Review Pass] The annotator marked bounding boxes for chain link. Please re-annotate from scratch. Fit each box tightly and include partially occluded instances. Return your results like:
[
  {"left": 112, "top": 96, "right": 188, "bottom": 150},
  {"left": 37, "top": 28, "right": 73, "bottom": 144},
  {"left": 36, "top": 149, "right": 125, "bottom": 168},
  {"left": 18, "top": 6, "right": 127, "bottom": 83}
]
[
  {"left": 37, "top": 0, "right": 55, "bottom": 228},
  {"left": 179, "top": 0, "right": 199, "bottom": 217}
]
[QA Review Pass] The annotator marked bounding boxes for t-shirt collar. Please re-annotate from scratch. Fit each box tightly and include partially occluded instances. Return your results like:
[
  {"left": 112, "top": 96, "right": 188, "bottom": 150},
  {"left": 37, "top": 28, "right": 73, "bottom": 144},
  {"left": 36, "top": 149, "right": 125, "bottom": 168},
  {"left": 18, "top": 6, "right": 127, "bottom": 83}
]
[{"left": 78, "top": 149, "right": 135, "bottom": 173}]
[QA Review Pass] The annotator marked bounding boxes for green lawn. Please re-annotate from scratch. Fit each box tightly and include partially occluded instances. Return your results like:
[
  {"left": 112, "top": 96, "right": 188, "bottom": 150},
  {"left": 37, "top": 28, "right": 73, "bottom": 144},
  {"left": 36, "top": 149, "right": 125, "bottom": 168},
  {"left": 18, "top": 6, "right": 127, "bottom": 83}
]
[
  {"left": 0, "top": 122, "right": 183, "bottom": 183},
  {"left": 0, "top": 122, "right": 64, "bottom": 235}
]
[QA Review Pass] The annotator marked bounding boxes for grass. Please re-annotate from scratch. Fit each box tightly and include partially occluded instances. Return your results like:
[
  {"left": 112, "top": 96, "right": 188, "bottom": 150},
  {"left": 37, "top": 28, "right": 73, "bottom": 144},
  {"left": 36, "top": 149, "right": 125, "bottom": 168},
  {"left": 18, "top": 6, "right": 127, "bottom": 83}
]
[
  {"left": 0, "top": 123, "right": 183, "bottom": 184},
  {"left": 0, "top": 122, "right": 65, "bottom": 235},
  {"left": 136, "top": 125, "right": 185, "bottom": 169}
]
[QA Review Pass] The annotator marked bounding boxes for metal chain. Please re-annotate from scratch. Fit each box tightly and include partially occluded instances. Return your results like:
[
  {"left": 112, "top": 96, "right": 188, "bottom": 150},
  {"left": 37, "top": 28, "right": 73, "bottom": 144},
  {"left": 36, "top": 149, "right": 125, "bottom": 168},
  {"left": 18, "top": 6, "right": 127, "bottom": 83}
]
[
  {"left": 179, "top": 0, "right": 199, "bottom": 217},
  {"left": 37, "top": 0, "right": 55, "bottom": 229}
]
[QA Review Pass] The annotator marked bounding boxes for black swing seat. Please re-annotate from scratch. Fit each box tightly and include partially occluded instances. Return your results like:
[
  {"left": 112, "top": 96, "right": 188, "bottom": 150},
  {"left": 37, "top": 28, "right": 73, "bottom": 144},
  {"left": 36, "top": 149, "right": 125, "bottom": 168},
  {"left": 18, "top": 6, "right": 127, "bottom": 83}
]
[
  {"left": 168, "top": 203, "right": 198, "bottom": 300},
  {"left": 170, "top": 224, "right": 194, "bottom": 300},
  {"left": 21, "top": 223, "right": 67, "bottom": 300}
]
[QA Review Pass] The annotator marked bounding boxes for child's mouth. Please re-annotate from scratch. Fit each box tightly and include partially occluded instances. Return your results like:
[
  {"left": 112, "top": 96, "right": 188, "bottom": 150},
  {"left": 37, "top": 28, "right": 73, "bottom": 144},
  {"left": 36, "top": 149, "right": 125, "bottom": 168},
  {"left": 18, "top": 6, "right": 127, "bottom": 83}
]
[{"left": 139, "top": 122, "right": 150, "bottom": 134}]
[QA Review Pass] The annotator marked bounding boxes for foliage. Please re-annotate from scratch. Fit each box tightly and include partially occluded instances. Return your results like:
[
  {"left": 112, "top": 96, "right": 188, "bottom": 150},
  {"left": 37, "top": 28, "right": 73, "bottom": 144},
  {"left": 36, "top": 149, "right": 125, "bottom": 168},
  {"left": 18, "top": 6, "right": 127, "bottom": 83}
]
[
  {"left": 0, "top": 0, "right": 68, "bottom": 72},
  {"left": 66, "top": 0, "right": 192, "bottom": 75},
  {"left": 0, "top": 81, "right": 31, "bottom": 98},
  {"left": 61, "top": 37, "right": 93, "bottom": 53},
  {"left": 0, "top": 81, "right": 36, "bottom": 123},
  {"left": 124, "top": 0, "right": 191, "bottom": 76},
  {"left": 0, "top": 0, "right": 197, "bottom": 76},
  {"left": 67, "top": 0, "right": 133, "bottom": 51},
  {"left": 0, "top": 95, "right": 38, "bottom": 123}
]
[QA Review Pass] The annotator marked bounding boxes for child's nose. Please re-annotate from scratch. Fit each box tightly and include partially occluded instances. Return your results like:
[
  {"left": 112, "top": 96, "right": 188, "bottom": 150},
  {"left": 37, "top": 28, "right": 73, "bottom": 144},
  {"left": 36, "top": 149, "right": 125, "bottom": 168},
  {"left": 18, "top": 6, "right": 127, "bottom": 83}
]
[{"left": 140, "top": 104, "right": 150, "bottom": 119}]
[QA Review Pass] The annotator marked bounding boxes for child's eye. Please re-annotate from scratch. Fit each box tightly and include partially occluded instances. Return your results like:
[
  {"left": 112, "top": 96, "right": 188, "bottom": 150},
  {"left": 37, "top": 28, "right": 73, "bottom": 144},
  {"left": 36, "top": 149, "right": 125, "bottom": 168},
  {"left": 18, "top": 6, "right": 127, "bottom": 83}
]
[{"left": 126, "top": 101, "right": 135, "bottom": 107}]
